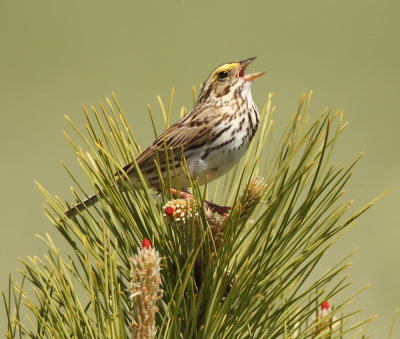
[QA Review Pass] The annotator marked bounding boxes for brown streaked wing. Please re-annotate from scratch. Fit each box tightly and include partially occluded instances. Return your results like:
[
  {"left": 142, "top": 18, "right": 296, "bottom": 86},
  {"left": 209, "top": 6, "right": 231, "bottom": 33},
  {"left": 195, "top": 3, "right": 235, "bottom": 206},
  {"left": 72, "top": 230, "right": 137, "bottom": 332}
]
[{"left": 123, "top": 106, "right": 221, "bottom": 176}]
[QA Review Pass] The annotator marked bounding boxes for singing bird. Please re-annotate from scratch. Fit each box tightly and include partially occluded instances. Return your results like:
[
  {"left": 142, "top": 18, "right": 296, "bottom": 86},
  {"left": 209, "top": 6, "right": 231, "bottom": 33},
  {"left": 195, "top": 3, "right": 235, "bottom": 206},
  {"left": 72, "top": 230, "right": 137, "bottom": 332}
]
[{"left": 66, "top": 57, "right": 264, "bottom": 217}]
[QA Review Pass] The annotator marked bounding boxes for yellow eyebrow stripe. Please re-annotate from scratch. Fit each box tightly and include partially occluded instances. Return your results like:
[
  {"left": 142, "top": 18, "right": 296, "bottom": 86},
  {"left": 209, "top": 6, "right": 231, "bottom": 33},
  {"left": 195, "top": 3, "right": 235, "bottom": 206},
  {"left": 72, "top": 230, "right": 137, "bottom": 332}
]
[
  {"left": 211, "top": 62, "right": 240, "bottom": 82},
  {"left": 214, "top": 63, "right": 240, "bottom": 73}
]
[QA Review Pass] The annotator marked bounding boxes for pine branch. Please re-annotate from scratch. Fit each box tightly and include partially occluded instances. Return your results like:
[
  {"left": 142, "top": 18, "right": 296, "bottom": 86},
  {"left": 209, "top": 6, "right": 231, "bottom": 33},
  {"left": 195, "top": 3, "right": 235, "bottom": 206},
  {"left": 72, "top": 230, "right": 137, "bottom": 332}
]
[{"left": 2, "top": 91, "right": 377, "bottom": 338}]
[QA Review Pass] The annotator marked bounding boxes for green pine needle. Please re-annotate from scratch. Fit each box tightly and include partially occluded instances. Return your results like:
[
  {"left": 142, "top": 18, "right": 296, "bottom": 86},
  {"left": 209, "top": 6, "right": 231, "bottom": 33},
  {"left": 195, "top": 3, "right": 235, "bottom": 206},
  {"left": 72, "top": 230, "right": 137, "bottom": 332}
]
[{"left": 2, "top": 91, "right": 378, "bottom": 338}]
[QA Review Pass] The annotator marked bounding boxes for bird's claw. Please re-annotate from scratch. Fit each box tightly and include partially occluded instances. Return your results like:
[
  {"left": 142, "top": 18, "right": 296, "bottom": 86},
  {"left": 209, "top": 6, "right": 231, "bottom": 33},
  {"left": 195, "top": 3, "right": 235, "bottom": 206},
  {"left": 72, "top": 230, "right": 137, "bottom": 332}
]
[
  {"left": 204, "top": 201, "right": 231, "bottom": 217},
  {"left": 168, "top": 188, "right": 231, "bottom": 217}
]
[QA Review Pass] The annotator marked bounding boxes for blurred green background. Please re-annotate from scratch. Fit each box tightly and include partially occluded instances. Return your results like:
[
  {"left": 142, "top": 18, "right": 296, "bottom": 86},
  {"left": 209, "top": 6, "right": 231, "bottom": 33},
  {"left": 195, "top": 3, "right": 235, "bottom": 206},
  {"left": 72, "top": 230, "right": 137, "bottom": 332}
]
[{"left": 1, "top": 0, "right": 399, "bottom": 335}]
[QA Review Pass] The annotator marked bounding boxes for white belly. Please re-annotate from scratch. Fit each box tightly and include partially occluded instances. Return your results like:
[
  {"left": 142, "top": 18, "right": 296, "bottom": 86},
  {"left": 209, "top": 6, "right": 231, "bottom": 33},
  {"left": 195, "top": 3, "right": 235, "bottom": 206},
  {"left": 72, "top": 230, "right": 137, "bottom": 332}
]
[{"left": 187, "top": 132, "right": 250, "bottom": 184}]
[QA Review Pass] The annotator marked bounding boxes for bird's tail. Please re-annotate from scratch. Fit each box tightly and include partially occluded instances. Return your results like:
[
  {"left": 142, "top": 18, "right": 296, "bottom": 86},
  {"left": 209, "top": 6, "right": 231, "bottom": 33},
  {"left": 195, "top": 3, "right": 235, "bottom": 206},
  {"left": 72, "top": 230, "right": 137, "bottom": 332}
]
[{"left": 65, "top": 191, "right": 104, "bottom": 218}]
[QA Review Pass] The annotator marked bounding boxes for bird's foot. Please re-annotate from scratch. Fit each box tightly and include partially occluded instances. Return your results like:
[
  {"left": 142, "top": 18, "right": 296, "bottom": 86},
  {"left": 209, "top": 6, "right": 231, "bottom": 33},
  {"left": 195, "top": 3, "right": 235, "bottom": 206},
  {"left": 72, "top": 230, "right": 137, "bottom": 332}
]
[
  {"left": 169, "top": 188, "right": 231, "bottom": 217},
  {"left": 168, "top": 188, "right": 194, "bottom": 200},
  {"left": 203, "top": 201, "right": 231, "bottom": 217}
]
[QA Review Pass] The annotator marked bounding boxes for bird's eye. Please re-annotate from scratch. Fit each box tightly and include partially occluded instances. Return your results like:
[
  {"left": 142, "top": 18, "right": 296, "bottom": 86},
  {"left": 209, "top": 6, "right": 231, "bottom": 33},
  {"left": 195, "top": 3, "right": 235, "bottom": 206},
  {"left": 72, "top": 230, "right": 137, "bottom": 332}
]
[{"left": 217, "top": 71, "right": 229, "bottom": 80}]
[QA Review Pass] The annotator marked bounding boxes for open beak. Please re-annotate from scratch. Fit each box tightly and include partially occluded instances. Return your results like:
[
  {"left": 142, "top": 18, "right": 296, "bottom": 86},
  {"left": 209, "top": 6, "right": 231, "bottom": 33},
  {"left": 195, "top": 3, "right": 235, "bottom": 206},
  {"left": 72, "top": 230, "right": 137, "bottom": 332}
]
[{"left": 238, "top": 57, "right": 265, "bottom": 81}]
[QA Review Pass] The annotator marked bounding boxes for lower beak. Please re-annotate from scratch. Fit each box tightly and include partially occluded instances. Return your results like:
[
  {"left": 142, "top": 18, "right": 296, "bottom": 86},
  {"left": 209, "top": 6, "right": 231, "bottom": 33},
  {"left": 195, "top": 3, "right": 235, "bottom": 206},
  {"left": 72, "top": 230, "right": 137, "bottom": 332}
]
[{"left": 243, "top": 72, "right": 265, "bottom": 81}]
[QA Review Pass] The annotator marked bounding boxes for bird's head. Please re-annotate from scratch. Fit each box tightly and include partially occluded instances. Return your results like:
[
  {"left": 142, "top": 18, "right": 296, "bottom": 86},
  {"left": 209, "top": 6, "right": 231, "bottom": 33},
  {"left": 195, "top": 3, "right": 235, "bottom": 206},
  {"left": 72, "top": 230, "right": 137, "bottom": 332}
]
[{"left": 196, "top": 57, "right": 265, "bottom": 105}]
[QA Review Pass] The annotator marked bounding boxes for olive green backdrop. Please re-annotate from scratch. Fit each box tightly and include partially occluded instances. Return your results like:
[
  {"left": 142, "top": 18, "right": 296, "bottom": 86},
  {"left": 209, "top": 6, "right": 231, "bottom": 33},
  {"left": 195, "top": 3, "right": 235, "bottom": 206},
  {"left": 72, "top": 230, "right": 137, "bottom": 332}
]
[{"left": 1, "top": 0, "right": 399, "bottom": 335}]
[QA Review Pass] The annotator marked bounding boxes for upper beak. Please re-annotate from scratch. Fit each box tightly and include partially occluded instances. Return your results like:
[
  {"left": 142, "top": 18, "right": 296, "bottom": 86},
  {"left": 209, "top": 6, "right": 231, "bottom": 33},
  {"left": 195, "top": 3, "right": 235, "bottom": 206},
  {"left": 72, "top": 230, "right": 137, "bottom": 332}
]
[
  {"left": 239, "top": 57, "right": 265, "bottom": 81},
  {"left": 239, "top": 57, "right": 257, "bottom": 67}
]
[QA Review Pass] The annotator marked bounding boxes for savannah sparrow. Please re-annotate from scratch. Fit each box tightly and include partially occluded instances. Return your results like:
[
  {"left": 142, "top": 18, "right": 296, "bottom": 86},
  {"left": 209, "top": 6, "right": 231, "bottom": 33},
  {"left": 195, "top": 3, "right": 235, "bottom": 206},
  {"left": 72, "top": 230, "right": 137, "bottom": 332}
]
[{"left": 66, "top": 57, "right": 264, "bottom": 217}]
